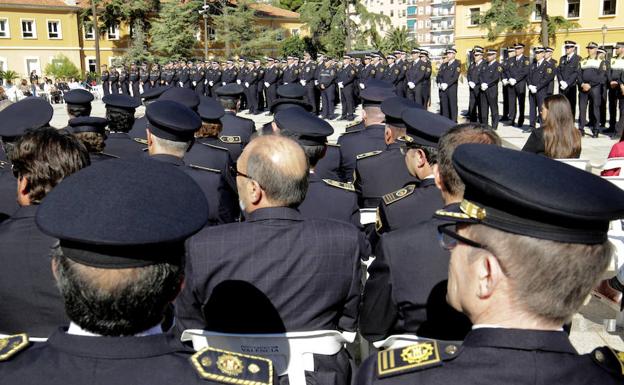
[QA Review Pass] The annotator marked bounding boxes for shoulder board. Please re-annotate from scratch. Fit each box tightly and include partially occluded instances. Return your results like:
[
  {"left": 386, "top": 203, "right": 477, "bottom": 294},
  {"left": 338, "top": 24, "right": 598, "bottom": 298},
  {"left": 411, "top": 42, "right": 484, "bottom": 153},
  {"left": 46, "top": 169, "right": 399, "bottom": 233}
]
[
  {"left": 189, "top": 164, "right": 221, "bottom": 174},
  {"left": 0, "top": 334, "right": 30, "bottom": 361},
  {"left": 133, "top": 138, "right": 148, "bottom": 145},
  {"left": 340, "top": 128, "right": 363, "bottom": 135},
  {"left": 592, "top": 346, "right": 624, "bottom": 378},
  {"left": 323, "top": 179, "right": 355, "bottom": 192},
  {"left": 382, "top": 184, "right": 416, "bottom": 205},
  {"left": 346, "top": 120, "right": 363, "bottom": 128},
  {"left": 100, "top": 152, "right": 119, "bottom": 158},
  {"left": 220, "top": 136, "right": 242, "bottom": 144},
  {"left": 356, "top": 150, "right": 382, "bottom": 160},
  {"left": 377, "top": 340, "right": 460, "bottom": 378},
  {"left": 200, "top": 142, "right": 229, "bottom": 151},
  {"left": 327, "top": 143, "right": 340, "bottom": 148},
  {"left": 191, "top": 346, "right": 273, "bottom": 385}
]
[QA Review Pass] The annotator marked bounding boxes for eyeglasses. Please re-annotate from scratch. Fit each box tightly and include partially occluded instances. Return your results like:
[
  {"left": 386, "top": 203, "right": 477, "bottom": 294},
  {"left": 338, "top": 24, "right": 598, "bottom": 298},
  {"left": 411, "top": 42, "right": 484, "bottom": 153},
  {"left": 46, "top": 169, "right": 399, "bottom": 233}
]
[
  {"left": 438, "top": 224, "right": 488, "bottom": 251},
  {"left": 229, "top": 162, "right": 251, "bottom": 180}
]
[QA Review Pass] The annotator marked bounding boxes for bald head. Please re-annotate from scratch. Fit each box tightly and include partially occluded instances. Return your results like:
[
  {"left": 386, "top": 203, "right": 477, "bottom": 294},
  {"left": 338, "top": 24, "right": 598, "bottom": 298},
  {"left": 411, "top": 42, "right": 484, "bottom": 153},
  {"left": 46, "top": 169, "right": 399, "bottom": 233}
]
[
  {"left": 238, "top": 136, "right": 309, "bottom": 210},
  {"left": 363, "top": 106, "right": 385, "bottom": 126}
]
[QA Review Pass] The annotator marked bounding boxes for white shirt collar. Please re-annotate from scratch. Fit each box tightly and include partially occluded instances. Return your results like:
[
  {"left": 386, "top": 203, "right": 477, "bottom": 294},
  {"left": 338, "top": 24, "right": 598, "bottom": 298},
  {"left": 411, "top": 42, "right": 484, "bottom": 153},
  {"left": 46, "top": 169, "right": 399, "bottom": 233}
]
[
  {"left": 67, "top": 322, "right": 163, "bottom": 337},
  {"left": 472, "top": 323, "right": 564, "bottom": 331},
  {"left": 423, "top": 175, "right": 435, "bottom": 180}
]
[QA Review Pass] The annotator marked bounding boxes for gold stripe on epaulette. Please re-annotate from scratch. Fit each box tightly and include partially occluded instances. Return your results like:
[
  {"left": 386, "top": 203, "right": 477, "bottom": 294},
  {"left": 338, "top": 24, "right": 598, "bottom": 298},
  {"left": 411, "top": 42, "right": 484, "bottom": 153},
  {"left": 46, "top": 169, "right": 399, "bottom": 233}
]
[
  {"left": 189, "top": 164, "right": 221, "bottom": 173},
  {"left": 323, "top": 179, "right": 355, "bottom": 192},
  {"left": 191, "top": 346, "right": 273, "bottom": 385},
  {"left": 434, "top": 209, "right": 471, "bottom": 220},
  {"left": 460, "top": 200, "right": 486, "bottom": 220},
  {"left": 100, "top": 152, "right": 119, "bottom": 158},
  {"left": 356, "top": 150, "right": 382, "bottom": 160},
  {"left": 133, "top": 138, "right": 148, "bottom": 145},
  {"left": 0, "top": 333, "right": 29, "bottom": 361},
  {"left": 382, "top": 184, "right": 416, "bottom": 205},
  {"left": 377, "top": 341, "right": 441, "bottom": 377}
]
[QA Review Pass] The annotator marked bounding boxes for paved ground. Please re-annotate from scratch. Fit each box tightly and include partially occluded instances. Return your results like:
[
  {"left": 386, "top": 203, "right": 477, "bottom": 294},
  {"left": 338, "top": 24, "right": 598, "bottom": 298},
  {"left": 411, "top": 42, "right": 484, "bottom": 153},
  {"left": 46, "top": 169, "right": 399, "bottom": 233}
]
[{"left": 48, "top": 85, "right": 624, "bottom": 352}]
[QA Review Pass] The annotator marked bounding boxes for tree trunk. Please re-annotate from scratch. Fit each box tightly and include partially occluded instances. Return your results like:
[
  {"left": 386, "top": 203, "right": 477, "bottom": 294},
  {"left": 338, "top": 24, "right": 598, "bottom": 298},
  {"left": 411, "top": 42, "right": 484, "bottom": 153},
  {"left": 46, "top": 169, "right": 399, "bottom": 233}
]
[
  {"left": 91, "top": 0, "right": 101, "bottom": 75},
  {"left": 345, "top": 0, "right": 352, "bottom": 53},
  {"left": 540, "top": 0, "right": 548, "bottom": 46}
]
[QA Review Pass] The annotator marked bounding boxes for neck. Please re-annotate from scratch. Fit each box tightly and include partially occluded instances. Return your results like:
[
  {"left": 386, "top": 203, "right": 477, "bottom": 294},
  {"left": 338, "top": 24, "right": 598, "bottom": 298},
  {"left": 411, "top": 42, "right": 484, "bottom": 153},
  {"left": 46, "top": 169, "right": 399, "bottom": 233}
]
[{"left": 471, "top": 307, "right": 563, "bottom": 331}]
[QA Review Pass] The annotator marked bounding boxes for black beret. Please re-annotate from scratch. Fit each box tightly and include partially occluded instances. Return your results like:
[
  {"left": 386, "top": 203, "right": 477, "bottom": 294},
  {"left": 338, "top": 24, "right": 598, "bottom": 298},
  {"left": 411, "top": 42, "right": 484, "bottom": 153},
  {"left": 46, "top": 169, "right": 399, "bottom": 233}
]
[
  {"left": 36, "top": 158, "right": 209, "bottom": 268},
  {"left": 216, "top": 83, "right": 245, "bottom": 99},
  {"left": 401, "top": 108, "right": 454, "bottom": 147},
  {"left": 435, "top": 144, "right": 624, "bottom": 244},
  {"left": 360, "top": 82, "right": 396, "bottom": 106},
  {"left": 0, "top": 97, "right": 53, "bottom": 137},
  {"left": 277, "top": 83, "right": 306, "bottom": 99},
  {"left": 198, "top": 96, "right": 225, "bottom": 121},
  {"left": 146, "top": 100, "right": 202, "bottom": 142},
  {"left": 63, "top": 89, "right": 94, "bottom": 106},
  {"left": 68, "top": 116, "right": 108, "bottom": 135},
  {"left": 381, "top": 96, "right": 424, "bottom": 128},
  {"left": 274, "top": 107, "right": 333, "bottom": 145},
  {"left": 103, "top": 94, "right": 141, "bottom": 111},
  {"left": 159, "top": 87, "right": 200, "bottom": 109},
  {"left": 140, "top": 85, "right": 171, "bottom": 101}
]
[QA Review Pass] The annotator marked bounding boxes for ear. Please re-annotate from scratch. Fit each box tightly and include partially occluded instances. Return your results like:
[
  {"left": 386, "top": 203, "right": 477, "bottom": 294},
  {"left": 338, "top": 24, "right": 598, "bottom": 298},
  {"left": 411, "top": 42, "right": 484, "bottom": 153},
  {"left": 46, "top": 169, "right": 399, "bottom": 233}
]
[
  {"left": 476, "top": 253, "right": 504, "bottom": 300},
  {"left": 433, "top": 164, "right": 444, "bottom": 191},
  {"left": 271, "top": 121, "right": 279, "bottom": 133},
  {"left": 51, "top": 255, "right": 60, "bottom": 282},
  {"left": 416, "top": 148, "right": 427, "bottom": 168},
  {"left": 249, "top": 180, "right": 263, "bottom": 205},
  {"left": 384, "top": 126, "right": 393, "bottom": 145},
  {"left": 16, "top": 175, "right": 30, "bottom": 206},
  {"left": 146, "top": 129, "right": 153, "bottom": 147}
]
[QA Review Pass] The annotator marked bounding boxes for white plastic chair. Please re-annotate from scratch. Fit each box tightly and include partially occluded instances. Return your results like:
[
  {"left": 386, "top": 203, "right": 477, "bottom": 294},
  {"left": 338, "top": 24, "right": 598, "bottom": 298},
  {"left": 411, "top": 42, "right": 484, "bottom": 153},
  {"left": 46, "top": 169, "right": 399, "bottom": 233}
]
[
  {"left": 601, "top": 158, "right": 624, "bottom": 176},
  {"left": 181, "top": 329, "right": 356, "bottom": 385},
  {"left": 556, "top": 158, "right": 590, "bottom": 172}
]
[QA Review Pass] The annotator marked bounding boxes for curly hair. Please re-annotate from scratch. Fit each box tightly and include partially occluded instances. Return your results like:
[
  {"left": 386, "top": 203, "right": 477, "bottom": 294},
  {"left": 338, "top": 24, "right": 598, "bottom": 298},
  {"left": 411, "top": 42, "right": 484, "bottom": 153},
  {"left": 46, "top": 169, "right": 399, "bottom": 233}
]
[
  {"left": 106, "top": 108, "right": 135, "bottom": 133},
  {"left": 74, "top": 131, "right": 106, "bottom": 153}
]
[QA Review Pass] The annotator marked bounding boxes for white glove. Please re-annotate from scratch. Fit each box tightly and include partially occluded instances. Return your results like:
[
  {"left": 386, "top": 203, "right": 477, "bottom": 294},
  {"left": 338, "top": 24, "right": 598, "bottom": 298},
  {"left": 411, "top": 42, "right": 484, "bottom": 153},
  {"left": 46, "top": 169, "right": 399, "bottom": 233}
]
[
  {"left": 468, "top": 81, "right": 475, "bottom": 89},
  {"left": 209, "top": 81, "right": 214, "bottom": 86},
  {"left": 245, "top": 82, "right": 249, "bottom": 88},
  {"left": 204, "top": 79, "right": 208, "bottom": 85},
  {"left": 236, "top": 79, "right": 241, "bottom": 84},
  {"left": 338, "top": 82, "right": 344, "bottom": 88},
  {"left": 314, "top": 80, "right": 319, "bottom": 86},
  {"left": 481, "top": 83, "right": 488, "bottom": 91},
  {"left": 179, "top": 81, "right": 184, "bottom": 87},
  {"left": 192, "top": 81, "right": 197, "bottom": 86},
  {"left": 264, "top": 82, "right": 270, "bottom": 88},
  {"left": 300, "top": 80, "right": 306, "bottom": 86},
  {"left": 359, "top": 83, "right": 365, "bottom": 89},
  {"left": 283, "top": 82, "right": 289, "bottom": 85},
  {"left": 222, "top": 82, "right": 226, "bottom": 86},
  {"left": 407, "top": 82, "right": 415, "bottom": 89},
  {"left": 529, "top": 85, "right": 537, "bottom": 94},
  {"left": 560, "top": 81, "right": 568, "bottom": 90},
  {"left": 502, "top": 79, "right": 509, "bottom": 86},
  {"left": 509, "top": 78, "right": 517, "bottom": 86},
  {"left": 441, "top": 83, "right": 448, "bottom": 91}
]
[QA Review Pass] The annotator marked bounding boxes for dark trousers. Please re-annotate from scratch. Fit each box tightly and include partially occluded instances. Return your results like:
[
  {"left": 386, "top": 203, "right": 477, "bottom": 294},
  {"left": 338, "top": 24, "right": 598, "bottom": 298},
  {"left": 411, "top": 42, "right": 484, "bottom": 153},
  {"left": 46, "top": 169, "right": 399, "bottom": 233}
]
[
  {"left": 468, "top": 88, "right": 482, "bottom": 123},
  {"left": 413, "top": 84, "right": 426, "bottom": 106},
  {"left": 131, "top": 82, "right": 140, "bottom": 99},
  {"left": 194, "top": 82, "right": 204, "bottom": 97},
  {"left": 143, "top": 81, "right": 152, "bottom": 92},
  {"left": 509, "top": 85, "right": 526, "bottom": 126},
  {"left": 340, "top": 85, "right": 354, "bottom": 119},
  {"left": 102, "top": 81, "right": 110, "bottom": 96},
  {"left": 120, "top": 82, "right": 129, "bottom": 95},
  {"left": 395, "top": 81, "right": 406, "bottom": 98},
  {"left": 321, "top": 85, "right": 335, "bottom": 118},
  {"left": 110, "top": 81, "right": 119, "bottom": 94},
  {"left": 561, "top": 85, "right": 577, "bottom": 119},
  {"left": 600, "top": 86, "right": 607, "bottom": 127},
  {"left": 304, "top": 83, "right": 317, "bottom": 114},
  {"left": 406, "top": 86, "right": 416, "bottom": 102},
  {"left": 502, "top": 84, "right": 510, "bottom": 119},
  {"left": 246, "top": 84, "right": 258, "bottom": 113},
  {"left": 440, "top": 85, "right": 458, "bottom": 122},
  {"left": 608, "top": 86, "right": 624, "bottom": 132},
  {"left": 266, "top": 84, "right": 277, "bottom": 110},
  {"left": 529, "top": 90, "right": 546, "bottom": 128},
  {"left": 480, "top": 87, "right": 499, "bottom": 129},
  {"left": 579, "top": 86, "right": 602, "bottom": 132}
]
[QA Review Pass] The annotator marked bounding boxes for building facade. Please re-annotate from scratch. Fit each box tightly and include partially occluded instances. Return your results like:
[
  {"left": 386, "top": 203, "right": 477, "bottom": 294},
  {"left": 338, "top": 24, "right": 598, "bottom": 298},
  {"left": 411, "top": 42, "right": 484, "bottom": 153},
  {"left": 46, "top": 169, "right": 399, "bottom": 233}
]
[
  {"left": 362, "top": 0, "right": 408, "bottom": 34},
  {"left": 455, "top": 0, "right": 624, "bottom": 64},
  {"left": 405, "top": 0, "right": 455, "bottom": 59}
]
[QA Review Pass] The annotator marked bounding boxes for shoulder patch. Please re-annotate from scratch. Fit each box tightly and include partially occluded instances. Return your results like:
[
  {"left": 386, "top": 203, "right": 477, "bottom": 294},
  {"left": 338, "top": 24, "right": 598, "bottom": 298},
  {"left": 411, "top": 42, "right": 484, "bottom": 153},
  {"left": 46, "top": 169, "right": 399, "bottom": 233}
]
[
  {"left": 420, "top": 65, "right": 426, "bottom": 71},
  {"left": 382, "top": 184, "right": 416, "bottom": 205},
  {"left": 456, "top": 66, "right": 460, "bottom": 72},
  {"left": 356, "top": 150, "right": 382, "bottom": 160},
  {"left": 426, "top": 67, "right": 431, "bottom": 72},
  {"left": 191, "top": 346, "right": 273, "bottom": 385},
  {"left": 497, "top": 66, "right": 503, "bottom": 72},
  {"left": 133, "top": 138, "right": 148, "bottom": 145},
  {"left": 323, "top": 178, "right": 355, "bottom": 192},
  {"left": 524, "top": 60, "right": 530, "bottom": 66},
  {"left": 592, "top": 346, "right": 624, "bottom": 377},
  {"left": 0, "top": 334, "right": 30, "bottom": 361},
  {"left": 377, "top": 340, "right": 460, "bottom": 378},
  {"left": 189, "top": 164, "right": 221, "bottom": 173},
  {"left": 0, "top": 160, "right": 7, "bottom": 169},
  {"left": 546, "top": 67, "right": 553, "bottom": 74},
  {"left": 220, "top": 136, "right": 242, "bottom": 144}
]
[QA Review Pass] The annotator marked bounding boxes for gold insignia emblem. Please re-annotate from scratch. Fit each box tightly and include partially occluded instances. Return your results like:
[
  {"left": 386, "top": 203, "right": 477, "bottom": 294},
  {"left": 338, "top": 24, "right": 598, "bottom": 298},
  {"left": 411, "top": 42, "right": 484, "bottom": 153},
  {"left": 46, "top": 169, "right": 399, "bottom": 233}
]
[
  {"left": 497, "top": 66, "right": 503, "bottom": 72},
  {"left": 380, "top": 68, "right": 384, "bottom": 72},
  {"left": 525, "top": 60, "right": 529, "bottom": 65},
  {"left": 0, "top": 339, "right": 7, "bottom": 350},
  {"left": 426, "top": 67, "right": 431, "bottom": 72},
  {"left": 394, "top": 69, "right": 399, "bottom": 74},
  {"left": 546, "top": 68, "right": 552, "bottom": 74},
  {"left": 401, "top": 343, "right": 435, "bottom": 365},
  {"left": 456, "top": 67, "right": 460, "bottom": 72},
  {"left": 351, "top": 70, "right": 355, "bottom": 75},
  {"left": 460, "top": 200, "right": 487, "bottom": 220},
  {"left": 248, "top": 364, "right": 260, "bottom": 374},
  {"left": 420, "top": 66, "right": 426, "bottom": 71},
  {"left": 201, "top": 357, "right": 213, "bottom": 367},
  {"left": 396, "top": 188, "right": 408, "bottom": 197},
  {"left": 217, "top": 354, "right": 244, "bottom": 376},
  {"left": 444, "top": 345, "right": 458, "bottom": 355}
]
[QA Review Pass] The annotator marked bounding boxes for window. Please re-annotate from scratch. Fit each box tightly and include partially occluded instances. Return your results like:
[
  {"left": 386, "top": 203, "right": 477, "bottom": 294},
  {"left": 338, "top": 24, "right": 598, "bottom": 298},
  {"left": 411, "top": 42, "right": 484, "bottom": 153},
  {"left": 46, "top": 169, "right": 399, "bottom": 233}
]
[
  {"left": 47, "top": 20, "right": 61, "bottom": 39},
  {"left": 418, "top": 6, "right": 423, "bottom": 15},
  {"left": 21, "top": 19, "right": 36, "bottom": 38},
  {"left": 84, "top": 22, "right": 94, "bottom": 39},
  {"left": 87, "top": 58, "right": 97, "bottom": 73},
  {"left": 207, "top": 26, "right": 216, "bottom": 40},
  {"left": 107, "top": 23, "right": 119, "bottom": 40},
  {"left": 469, "top": 7, "right": 480, "bottom": 26},
  {"left": 425, "top": 19, "right": 431, "bottom": 28},
  {"left": 567, "top": 0, "right": 580, "bottom": 18},
  {"left": 276, "top": 30, "right": 284, "bottom": 41},
  {"left": 407, "top": 6, "right": 416, "bottom": 15},
  {"left": 0, "top": 18, "right": 9, "bottom": 38},
  {"left": 602, "top": 0, "right": 617, "bottom": 15},
  {"left": 533, "top": 3, "right": 543, "bottom": 21},
  {"left": 418, "top": 20, "right": 423, "bottom": 29},
  {"left": 390, "top": 10, "right": 394, "bottom": 17}
]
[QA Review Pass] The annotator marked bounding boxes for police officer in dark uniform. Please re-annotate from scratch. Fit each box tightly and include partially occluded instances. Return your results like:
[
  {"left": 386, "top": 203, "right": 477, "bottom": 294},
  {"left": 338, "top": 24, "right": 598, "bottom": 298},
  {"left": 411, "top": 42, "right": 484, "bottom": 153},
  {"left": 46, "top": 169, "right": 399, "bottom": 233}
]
[
  {"left": 119, "top": 66, "right": 129, "bottom": 95},
  {"left": 102, "top": 94, "right": 144, "bottom": 158},
  {"left": 67, "top": 117, "right": 118, "bottom": 163},
  {"left": 579, "top": 42, "right": 608, "bottom": 138},
  {"left": 300, "top": 52, "right": 318, "bottom": 115},
  {"left": 355, "top": 96, "right": 419, "bottom": 209},
  {"left": 253, "top": 59, "right": 265, "bottom": 112},
  {"left": 467, "top": 47, "right": 485, "bottom": 123},
  {"left": 149, "top": 63, "right": 161, "bottom": 89},
  {"left": 507, "top": 43, "right": 530, "bottom": 128},
  {"left": 263, "top": 58, "right": 280, "bottom": 114},
  {"left": 281, "top": 56, "right": 300, "bottom": 85},
  {"left": 139, "top": 63, "right": 151, "bottom": 92},
  {"left": 221, "top": 60, "right": 238, "bottom": 87},
  {"left": 374, "top": 108, "right": 450, "bottom": 235},
  {"left": 420, "top": 51, "right": 433, "bottom": 108},
  {"left": 318, "top": 58, "right": 337, "bottom": 120},
  {"left": 337, "top": 55, "right": 356, "bottom": 121},
  {"left": 438, "top": 48, "right": 461, "bottom": 122},
  {"left": 100, "top": 64, "right": 110, "bottom": 96},
  {"left": 528, "top": 47, "right": 556, "bottom": 131},
  {"left": 545, "top": 47, "right": 557, "bottom": 96},
  {"left": 242, "top": 60, "right": 259, "bottom": 114},
  {"left": 338, "top": 85, "right": 395, "bottom": 182},
  {"left": 63, "top": 88, "right": 94, "bottom": 120},
  {"left": 177, "top": 62, "right": 190, "bottom": 89},
  {"left": 217, "top": 83, "right": 256, "bottom": 161},
  {"left": 128, "top": 85, "right": 171, "bottom": 141},
  {"left": 607, "top": 42, "right": 624, "bottom": 136},
  {"left": 109, "top": 66, "right": 120, "bottom": 94},
  {"left": 361, "top": 124, "right": 500, "bottom": 344},
  {"left": 359, "top": 54, "right": 375, "bottom": 91},
  {"left": 191, "top": 62, "right": 205, "bottom": 97},
  {"left": 406, "top": 49, "right": 426, "bottom": 105},
  {"left": 129, "top": 63, "right": 140, "bottom": 99},
  {"left": 394, "top": 51, "right": 408, "bottom": 98},
  {"left": 0, "top": 158, "right": 271, "bottom": 385},
  {"left": 372, "top": 54, "right": 386, "bottom": 80},
  {"left": 207, "top": 61, "right": 222, "bottom": 96},
  {"left": 356, "top": 144, "right": 624, "bottom": 385},
  {"left": 479, "top": 49, "right": 502, "bottom": 130},
  {"left": 383, "top": 55, "right": 400, "bottom": 92},
  {"left": 558, "top": 40, "right": 581, "bottom": 119}
]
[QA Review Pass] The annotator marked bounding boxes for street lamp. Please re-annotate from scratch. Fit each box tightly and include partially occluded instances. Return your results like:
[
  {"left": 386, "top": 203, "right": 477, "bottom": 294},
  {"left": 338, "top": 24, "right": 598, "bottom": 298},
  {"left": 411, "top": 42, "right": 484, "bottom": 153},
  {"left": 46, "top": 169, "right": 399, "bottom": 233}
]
[
  {"left": 199, "top": 1, "right": 211, "bottom": 60},
  {"left": 602, "top": 24, "right": 608, "bottom": 49}
]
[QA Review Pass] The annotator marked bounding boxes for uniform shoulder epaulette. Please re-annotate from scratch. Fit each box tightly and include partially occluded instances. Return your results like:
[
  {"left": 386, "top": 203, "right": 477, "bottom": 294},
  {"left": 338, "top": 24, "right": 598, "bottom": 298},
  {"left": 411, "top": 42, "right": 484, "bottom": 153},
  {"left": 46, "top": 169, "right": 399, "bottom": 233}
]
[
  {"left": 191, "top": 346, "right": 273, "bottom": 385},
  {"left": 591, "top": 346, "right": 624, "bottom": 377},
  {"left": 376, "top": 340, "right": 460, "bottom": 378},
  {"left": 0, "top": 333, "right": 30, "bottom": 361},
  {"left": 323, "top": 179, "right": 355, "bottom": 192},
  {"left": 346, "top": 120, "right": 362, "bottom": 129},
  {"left": 189, "top": 164, "right": 221, "bottom": 174},
  {"left": 200, "top": 142, "right": 229, "bottom": 151},
  {"left": 356, "top": 150, "right": 382, "bottom": 160},
  {"left": 341, "top": 128, "right": 363, "bottom": 136},
  {"left": 382, "top": 184, "right": 416, "bottom": 206},
  {"left": 220, "top": 136, "right": 242, "bottom": 144},
  {"left": 133, "top": 138, "right": 148, "bottom": 145},
  {"left": 100, "top": 152, "right": 119, "bottom": 159}
]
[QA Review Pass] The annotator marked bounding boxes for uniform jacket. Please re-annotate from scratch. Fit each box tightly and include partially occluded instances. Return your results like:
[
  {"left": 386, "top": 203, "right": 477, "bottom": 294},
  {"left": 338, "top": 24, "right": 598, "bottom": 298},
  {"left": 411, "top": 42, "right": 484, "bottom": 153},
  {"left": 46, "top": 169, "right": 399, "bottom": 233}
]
[
  {"left": 104, "top": 132, "right": 145, "bottom": 159},
  {"left": 0, "top": 168, "right": 18, "bottom": 217},
  {"left": 299, "top": 172, "right": 360, "bottom": 228},
  {"left": 337, "top": 124, "right": 386, "bottom": 183},
  {"left": 314, "top": 144, "right": 342, "bottom": 181},
  {"left": 219, "top": 111, "right": 256, "bottom": 160},
  {"left": 507, "top": 54, "right": 531, "bottom": 90},
  {"left": 558, "top": 53, "right": 581, "bottom": 87}
]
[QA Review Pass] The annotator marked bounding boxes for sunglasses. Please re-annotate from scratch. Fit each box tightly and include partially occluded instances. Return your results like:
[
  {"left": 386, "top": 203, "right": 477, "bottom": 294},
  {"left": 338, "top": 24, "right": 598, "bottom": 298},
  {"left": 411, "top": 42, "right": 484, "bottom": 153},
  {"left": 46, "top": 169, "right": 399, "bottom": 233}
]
[
  {"left": 229, "top": 163, "right": 263, "bottom": 189},
  {"left": 437, "top": 223, "right": 488, "bottom": 251}
]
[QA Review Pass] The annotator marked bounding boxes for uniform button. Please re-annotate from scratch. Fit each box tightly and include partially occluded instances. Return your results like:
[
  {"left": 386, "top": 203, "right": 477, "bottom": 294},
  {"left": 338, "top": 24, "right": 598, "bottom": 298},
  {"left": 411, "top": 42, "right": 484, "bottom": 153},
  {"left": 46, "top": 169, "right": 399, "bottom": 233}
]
[
  {"left": 445, "top": 345, "right": 458, "bottom": 355},
  {"left": 594, "top": 350, "right": 605, "bottom": 362}
]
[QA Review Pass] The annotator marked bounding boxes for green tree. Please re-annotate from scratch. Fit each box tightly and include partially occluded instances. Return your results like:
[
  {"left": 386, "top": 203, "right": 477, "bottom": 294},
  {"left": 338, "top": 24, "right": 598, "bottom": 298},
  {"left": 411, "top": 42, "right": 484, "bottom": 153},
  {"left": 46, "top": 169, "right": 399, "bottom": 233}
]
[
  {"left": 123, "top": 20, "right": 153, "bottom": 65},
  {"left": 280, "top": 35, "right": 317, "bottom": 57},
  {"left": 211, "top": 0, "right": 279, "bottom": 58},
  {"left": 478, "top": 0, "right": 531, "bottom": 41},
  {"left": 81, "top": 0, "right": 159, "bottom": 34},
  {"left": 44, "top": 54, "right": 81, "bottom": 80},
  {"left": 380, "top": 27, "right": 416, "bottom": 53},
  {"left": 150, "top": 0, "right": 202, "bottom": 60},
  {"left": 278, "top": 0, "right": 304, "bottom": 12}
]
